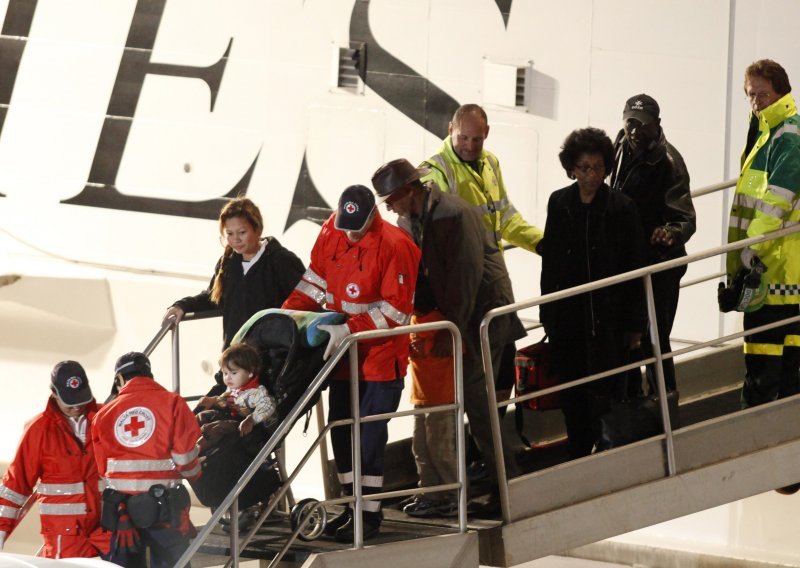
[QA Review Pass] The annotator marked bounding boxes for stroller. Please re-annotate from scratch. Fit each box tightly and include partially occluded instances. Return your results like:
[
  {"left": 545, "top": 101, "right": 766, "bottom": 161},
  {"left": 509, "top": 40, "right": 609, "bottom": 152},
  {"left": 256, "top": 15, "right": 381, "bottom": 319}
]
[{"left": 191, "top": 309, "right": 344, "bottom": 536}]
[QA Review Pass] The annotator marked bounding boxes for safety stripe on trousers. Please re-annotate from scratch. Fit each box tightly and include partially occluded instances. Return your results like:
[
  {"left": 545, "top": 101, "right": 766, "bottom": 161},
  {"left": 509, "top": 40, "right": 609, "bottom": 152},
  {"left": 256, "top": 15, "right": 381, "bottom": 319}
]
[{"left": 744, "top": 335, "right": 800, "bottom": 355}]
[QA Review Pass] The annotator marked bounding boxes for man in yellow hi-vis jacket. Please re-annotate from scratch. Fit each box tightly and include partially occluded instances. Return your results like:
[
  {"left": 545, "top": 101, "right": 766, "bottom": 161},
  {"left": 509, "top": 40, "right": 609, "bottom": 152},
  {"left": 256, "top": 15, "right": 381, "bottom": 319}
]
[
  {"left": 420, "top": 104, "right": 542, "bottom": 491},
  {"left": 421, "top": 104, "right": 543, "bottom": 254},
  {"left": 727, "top": 59, "right": 800, "bottom": 411}
]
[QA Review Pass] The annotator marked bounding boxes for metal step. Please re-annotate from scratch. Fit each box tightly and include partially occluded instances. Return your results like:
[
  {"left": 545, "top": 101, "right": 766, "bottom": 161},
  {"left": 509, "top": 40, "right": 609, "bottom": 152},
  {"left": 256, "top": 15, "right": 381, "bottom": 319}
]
[{"left": 478, "top": 394, "right": 800, "bottom": 566}]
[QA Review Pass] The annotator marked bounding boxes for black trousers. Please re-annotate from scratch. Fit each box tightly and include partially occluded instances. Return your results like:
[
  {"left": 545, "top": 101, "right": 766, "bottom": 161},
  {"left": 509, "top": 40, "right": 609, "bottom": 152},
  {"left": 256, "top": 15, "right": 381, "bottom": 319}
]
[
  {"left": 741, "top": 304, "right": 800, "bottom": 408},
  {"left": 642, "top": 264, "right": 686, "bottom": 393}
]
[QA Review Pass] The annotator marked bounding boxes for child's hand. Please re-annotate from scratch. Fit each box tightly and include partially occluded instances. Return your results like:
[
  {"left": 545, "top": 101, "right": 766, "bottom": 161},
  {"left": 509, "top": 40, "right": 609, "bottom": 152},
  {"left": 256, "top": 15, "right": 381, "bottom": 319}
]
[
  {"left": 239, "top": 415, "right": 254, "bottom": 436},
  {"left": 198, "top": 396, "right": 215, "bottom": 409}
]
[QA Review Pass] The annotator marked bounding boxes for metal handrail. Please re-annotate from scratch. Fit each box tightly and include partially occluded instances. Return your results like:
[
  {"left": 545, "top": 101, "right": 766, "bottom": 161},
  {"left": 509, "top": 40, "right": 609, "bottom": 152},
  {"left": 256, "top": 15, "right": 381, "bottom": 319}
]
[
  {"left": 171, "top": 320, "right": 466, "bottom": 567},
  {"left": 690, "top": 177, "right": 736, "bottom": 198},
  {"left": 481, "top": 220, "right": 800, "bottom": 524}
]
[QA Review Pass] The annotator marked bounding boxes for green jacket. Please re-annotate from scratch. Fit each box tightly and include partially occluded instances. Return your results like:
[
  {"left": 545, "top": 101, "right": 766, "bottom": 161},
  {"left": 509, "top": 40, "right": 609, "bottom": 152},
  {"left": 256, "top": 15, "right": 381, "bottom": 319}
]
[
  {"left": 727, "top": 93, "right": 800, "bottom": 305},
  {"left": 421, "top": 136, "right": 543, "bottom": 253}
]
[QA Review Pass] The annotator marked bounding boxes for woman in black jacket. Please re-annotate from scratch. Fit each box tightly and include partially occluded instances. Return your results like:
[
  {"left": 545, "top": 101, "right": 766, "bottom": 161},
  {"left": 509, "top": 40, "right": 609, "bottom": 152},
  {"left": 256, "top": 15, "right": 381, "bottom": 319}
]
[
  {"left": 539, "top": 128, "right": 646, "bottom": 458},
  {"left": 162, "top": 197, "right": 305, "bottom": 390}
]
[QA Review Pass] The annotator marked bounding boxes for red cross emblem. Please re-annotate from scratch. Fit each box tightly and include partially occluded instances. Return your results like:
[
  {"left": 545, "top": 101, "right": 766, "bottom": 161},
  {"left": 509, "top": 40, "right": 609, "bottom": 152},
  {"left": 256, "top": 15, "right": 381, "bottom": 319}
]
[
  {"left": 124, "top": 416, "right": 145, "bottom": 437},
  {"left": 344, "top": 201, "right": 358, "bottom": 215},
  {"left": 114, "top": 406, "right": 156, "bottom": 447},
  {"left": 346, "top": 282, "right": 360, "bottom": 298}
]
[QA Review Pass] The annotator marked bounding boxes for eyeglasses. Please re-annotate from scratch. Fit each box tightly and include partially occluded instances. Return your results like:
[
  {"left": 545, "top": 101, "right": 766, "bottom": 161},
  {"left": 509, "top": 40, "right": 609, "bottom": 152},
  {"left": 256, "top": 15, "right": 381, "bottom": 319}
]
[
  {"left": 746, "top": 91, "right": 775, "bottom": 102},
  {"left": 574, "top": 163, "right": 606, "bottom": 175}
]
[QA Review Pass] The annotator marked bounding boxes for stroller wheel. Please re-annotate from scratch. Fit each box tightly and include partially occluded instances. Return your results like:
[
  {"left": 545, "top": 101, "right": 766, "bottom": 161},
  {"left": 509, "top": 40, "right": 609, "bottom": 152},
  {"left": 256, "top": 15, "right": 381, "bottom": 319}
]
[{"left": 290, "top": 498, "right": 327, "bottom": 541}]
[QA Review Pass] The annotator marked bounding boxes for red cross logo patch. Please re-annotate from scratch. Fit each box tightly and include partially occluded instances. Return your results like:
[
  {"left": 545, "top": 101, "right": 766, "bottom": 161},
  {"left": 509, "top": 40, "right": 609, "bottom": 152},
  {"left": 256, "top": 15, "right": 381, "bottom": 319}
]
[
  {"left": 114, "top": 406, "right": 156, "bottom": 448},
  {"left": 66, "top": 376, "right": 82, "bottom": 389},
  {"left": 344, "top": 201, "right": 358, "bottom": 215},
  {"left": 346, "top": 282, "right": 361, "bottom": 299}
]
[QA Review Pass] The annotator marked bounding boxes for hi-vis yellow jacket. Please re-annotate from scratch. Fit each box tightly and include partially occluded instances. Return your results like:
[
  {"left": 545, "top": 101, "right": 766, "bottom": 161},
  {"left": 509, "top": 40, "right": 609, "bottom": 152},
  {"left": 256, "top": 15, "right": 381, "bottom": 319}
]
[
  {"left": 727, "top": 93, "right": 800, "bottom": 305},
  {"left": 421, "top": 136, "right": 543, "bottom": 253}
]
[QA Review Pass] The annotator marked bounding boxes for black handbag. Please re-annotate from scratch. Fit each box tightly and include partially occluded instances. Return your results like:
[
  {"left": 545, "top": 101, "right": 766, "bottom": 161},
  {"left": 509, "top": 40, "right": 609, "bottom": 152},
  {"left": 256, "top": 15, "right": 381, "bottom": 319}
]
[{"left": 595, "top": 353, "right": 679, "bottom": 451}]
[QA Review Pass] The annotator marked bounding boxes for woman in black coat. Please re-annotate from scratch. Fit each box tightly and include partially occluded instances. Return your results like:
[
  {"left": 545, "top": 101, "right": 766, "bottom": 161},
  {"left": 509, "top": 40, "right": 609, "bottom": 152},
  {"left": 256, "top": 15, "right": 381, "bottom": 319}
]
[
  {"left": 162, "top": 197, "right": 305, "bottom": 391},
  {"left": 539, "top": 128, "right": 646, "bottom": 458}
]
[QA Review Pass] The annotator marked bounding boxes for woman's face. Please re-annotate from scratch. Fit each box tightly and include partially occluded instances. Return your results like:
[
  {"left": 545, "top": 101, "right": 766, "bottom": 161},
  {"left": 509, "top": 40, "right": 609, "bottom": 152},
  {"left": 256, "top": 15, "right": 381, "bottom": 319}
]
[
  {"left": 571, "top": 152, "right": 606, "bottom": 195},
  {"left": 223, "top": 216, "right": 261, "bottom": 260},
  {"left": 222, "top": 362, "right": 254, "bottom": 389}
]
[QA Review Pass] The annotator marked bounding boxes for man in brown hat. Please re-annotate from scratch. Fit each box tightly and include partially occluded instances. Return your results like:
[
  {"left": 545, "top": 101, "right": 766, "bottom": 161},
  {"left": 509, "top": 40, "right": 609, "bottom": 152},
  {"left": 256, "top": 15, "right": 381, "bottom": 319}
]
[{"left": 372, "top": 159, "right": 525, "bottom": 517}]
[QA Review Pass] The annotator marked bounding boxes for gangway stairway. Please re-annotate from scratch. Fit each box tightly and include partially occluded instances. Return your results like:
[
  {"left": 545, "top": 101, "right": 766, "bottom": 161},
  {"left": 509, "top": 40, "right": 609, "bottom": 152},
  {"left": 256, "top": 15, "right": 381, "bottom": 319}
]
[{"left": 186, "top": 340, "right": 800, "bottom": 567}]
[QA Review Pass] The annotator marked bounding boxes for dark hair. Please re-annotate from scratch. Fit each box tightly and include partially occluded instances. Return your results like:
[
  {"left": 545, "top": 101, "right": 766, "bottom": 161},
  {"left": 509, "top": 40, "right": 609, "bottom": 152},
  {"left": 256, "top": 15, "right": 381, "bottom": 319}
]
[
  {"left": 745, "top": 59, "right": 792, "bottom": 97},
  {"left": 210, "top": 197, "right": 264, "bottom": 304},
  {"left": 558, "top": 127, "right": 614, "bottom": 179},
  {"left": 451, "top": 104, "right": 488, "bottom": 128},
  {"left": 220, "top": 342, "right": 261, "bottom": 377}
]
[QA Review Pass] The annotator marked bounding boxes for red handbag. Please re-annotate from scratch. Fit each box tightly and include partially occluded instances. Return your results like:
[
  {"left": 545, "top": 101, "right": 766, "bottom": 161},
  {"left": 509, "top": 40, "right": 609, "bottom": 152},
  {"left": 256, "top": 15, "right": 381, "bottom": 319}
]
[{"left": 514, "top": 338, "right": 561, "bottom": 411}]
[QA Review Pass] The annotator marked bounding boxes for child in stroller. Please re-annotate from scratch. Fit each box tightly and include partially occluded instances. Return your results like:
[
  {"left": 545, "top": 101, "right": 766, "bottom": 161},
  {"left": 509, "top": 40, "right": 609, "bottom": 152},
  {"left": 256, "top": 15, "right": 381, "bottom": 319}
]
[
  {"left": 196, "top": 342, "right": 279, "bottom": 450},
  {"left": 190, "top": 308, "right": 345, "bottom": 532},
  {"left": 192, "top": 342, "right": 282, "bottom": 516}
]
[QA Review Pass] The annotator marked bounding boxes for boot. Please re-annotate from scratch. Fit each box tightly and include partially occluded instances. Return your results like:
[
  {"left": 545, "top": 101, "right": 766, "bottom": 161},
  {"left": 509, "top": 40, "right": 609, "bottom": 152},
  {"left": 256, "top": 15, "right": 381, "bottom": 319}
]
[
  {"left": 323, "top": 507, "right": 352, "bottom": 537},
  {"left": 334, "top": 510, "right": 381, "bottom": 543}
]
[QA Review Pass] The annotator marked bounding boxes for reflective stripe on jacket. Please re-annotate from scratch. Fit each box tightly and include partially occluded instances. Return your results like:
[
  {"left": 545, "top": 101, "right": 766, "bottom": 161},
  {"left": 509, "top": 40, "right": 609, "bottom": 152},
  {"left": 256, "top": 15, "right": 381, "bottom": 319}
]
[
  {"left": 421, "top": 136, "right": 543, "bottom": 253},
  {"left": 92, "top": 377, "right": 202, "bottom": 494},
  {"left": 0, "top": 399, "right": 106, "bottom": 546},
  {"left": 282, "top": 213, "right": 420, "bottom": 380},
  {"left": 727, "top": 93, "right": 800, "bottom": 304}
]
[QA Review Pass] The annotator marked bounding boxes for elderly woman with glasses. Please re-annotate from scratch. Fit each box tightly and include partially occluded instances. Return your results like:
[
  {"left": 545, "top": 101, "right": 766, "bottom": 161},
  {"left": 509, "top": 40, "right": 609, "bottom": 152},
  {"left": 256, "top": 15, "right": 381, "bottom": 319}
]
[{"left": 538, "top": 127, "right": 647, "bottom": 458}]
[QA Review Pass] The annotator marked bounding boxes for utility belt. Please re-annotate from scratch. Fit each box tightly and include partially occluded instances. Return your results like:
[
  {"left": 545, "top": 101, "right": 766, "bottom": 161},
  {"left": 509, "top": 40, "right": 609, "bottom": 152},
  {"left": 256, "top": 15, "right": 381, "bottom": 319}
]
[{"left": 101, "top": 484, "right": 191, "bottom": 531}]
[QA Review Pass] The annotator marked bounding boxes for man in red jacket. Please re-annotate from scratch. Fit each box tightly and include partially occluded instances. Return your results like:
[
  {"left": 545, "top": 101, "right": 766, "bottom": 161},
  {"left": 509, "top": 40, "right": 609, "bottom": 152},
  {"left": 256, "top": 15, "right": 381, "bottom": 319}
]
[
  {"left": 283, "top": 184, "right": 420, "bottom": 542},
  {"left": 0, "top": 361, "right": 110, "bottom": 559},
  {"left": 92, "top": 352, "right": 201, "bottom": 568}
]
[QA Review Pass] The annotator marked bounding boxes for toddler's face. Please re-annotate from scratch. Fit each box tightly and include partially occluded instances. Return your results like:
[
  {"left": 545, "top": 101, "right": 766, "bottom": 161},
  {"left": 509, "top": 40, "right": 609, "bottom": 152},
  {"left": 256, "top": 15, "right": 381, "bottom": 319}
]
[{"left": 222, "top": 362, "right": 254, "bottom": 389}]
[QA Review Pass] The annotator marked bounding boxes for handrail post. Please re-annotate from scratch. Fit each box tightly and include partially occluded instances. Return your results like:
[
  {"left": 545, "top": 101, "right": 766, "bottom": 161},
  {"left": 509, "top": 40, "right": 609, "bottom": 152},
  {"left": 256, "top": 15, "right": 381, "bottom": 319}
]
[
  {"left": 315, "top": 398, "right": 335, "bottom": 500},
  {"left": 642, "top": 274, "right": 677, "bottom": 476},
  {"left": 453, "top": 329, "right": 468, "bottom": 531},
  {"left": 479, "top": 322, "right": 511, "bottom": 524},
  {"left": 171, "top": 323, "right": 181, "bottom": 394},
  {"left": 349, "top": 340, "right": 363, "bottom": 549}
]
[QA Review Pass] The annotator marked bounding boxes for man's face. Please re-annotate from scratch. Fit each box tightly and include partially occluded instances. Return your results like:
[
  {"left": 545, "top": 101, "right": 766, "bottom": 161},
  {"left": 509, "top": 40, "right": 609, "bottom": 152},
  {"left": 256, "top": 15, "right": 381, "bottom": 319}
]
[
  {"left": 449, "top": 114, "right": 489, "bottom": 162},
  {"left": 623, "top": 117, "right": 660, "bottom": 152},
  {"left": 384, "top": 186, "right": 416, "bottom": 218},
  {"left": 53, "top": 395, "right": 89, "bottom": 419},
  {"left": 745, "top": 75, "right": 780, "bottom": 115},
  {"left": 345, "top": 210, "right": 375, "bottom": 242}
]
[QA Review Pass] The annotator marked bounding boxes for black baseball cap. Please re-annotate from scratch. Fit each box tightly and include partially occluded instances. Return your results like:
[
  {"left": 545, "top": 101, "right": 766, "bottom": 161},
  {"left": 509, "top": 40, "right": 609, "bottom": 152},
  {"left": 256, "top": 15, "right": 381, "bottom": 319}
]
[
  {"left": 114, "top": 351, "right": 152, "bottom": 379},
  {"left": 51, "top": 360, "right": 93, "bottom": 406},
  {"left": 623, "top": 94, "right": 660, "bottom": 124},
  {"left": 334, "top": 185, "right": 376, "bottom": 232}
]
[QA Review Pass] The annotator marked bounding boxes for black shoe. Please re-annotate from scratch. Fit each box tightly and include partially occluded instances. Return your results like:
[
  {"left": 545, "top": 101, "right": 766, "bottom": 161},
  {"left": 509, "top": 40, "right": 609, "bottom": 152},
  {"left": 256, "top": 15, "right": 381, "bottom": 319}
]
[
  {"left": 466, "top": 460, "right": 488, "bottom": 482},
  {"left": 334, "top": 512, "right": 381, "bottom": 543},
  {"left": 776, "top": 483, "right": 800, "bottom": 495},
  {"left": 323, "top": 507, "right": 352, "bottom": 536},
  {"left": 468, "top": 493, "right": 502, "bottom": 520}
]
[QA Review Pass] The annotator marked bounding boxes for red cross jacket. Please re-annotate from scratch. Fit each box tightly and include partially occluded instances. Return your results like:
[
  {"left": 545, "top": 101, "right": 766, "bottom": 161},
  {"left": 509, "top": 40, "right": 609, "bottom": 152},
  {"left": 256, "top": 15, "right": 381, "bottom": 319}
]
[
  {"left": 282, "top": 213, "right": 420, "bottom": 380},
  {"left": 0, "top": 399, "right": 109, "bottom": 558},
  {"left": 91, "top": 377, "right": 201, "bottom": 494}
]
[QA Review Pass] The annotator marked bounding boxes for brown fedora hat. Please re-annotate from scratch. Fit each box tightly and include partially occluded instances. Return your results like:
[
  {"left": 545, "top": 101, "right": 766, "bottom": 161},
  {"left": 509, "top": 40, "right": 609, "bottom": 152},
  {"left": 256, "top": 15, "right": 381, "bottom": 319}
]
[{"left": 371, "top": 159, "right": 430, "bottom": 200}]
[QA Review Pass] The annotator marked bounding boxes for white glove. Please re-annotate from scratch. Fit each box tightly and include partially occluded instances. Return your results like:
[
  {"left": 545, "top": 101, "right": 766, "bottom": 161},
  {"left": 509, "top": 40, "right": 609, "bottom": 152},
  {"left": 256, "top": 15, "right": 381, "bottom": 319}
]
[
  {"left": 0, "top": 530, "right": 7, "bottom": 550},
  {"left": 740, "top": 247, "right": 758, "bottom": 269},
  {"left": 318, "top": 324, "right": 350, "bottom": 361}
]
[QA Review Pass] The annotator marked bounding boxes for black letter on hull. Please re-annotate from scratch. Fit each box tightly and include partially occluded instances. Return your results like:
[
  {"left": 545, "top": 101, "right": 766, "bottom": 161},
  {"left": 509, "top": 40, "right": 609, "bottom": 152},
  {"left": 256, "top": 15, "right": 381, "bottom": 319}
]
[{"left": 63, "top": 0, "right": 256, "bottom": 219}]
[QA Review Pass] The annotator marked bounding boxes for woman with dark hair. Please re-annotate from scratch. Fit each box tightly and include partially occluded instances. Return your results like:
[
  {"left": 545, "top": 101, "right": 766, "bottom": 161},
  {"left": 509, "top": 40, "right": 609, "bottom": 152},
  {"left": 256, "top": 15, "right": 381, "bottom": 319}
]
[
  {"left": 539, "top": 127, "right": 647, "bottom": 458},
  {"left": 162, "top": 196, "right": 305, "bottom": 377}
]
